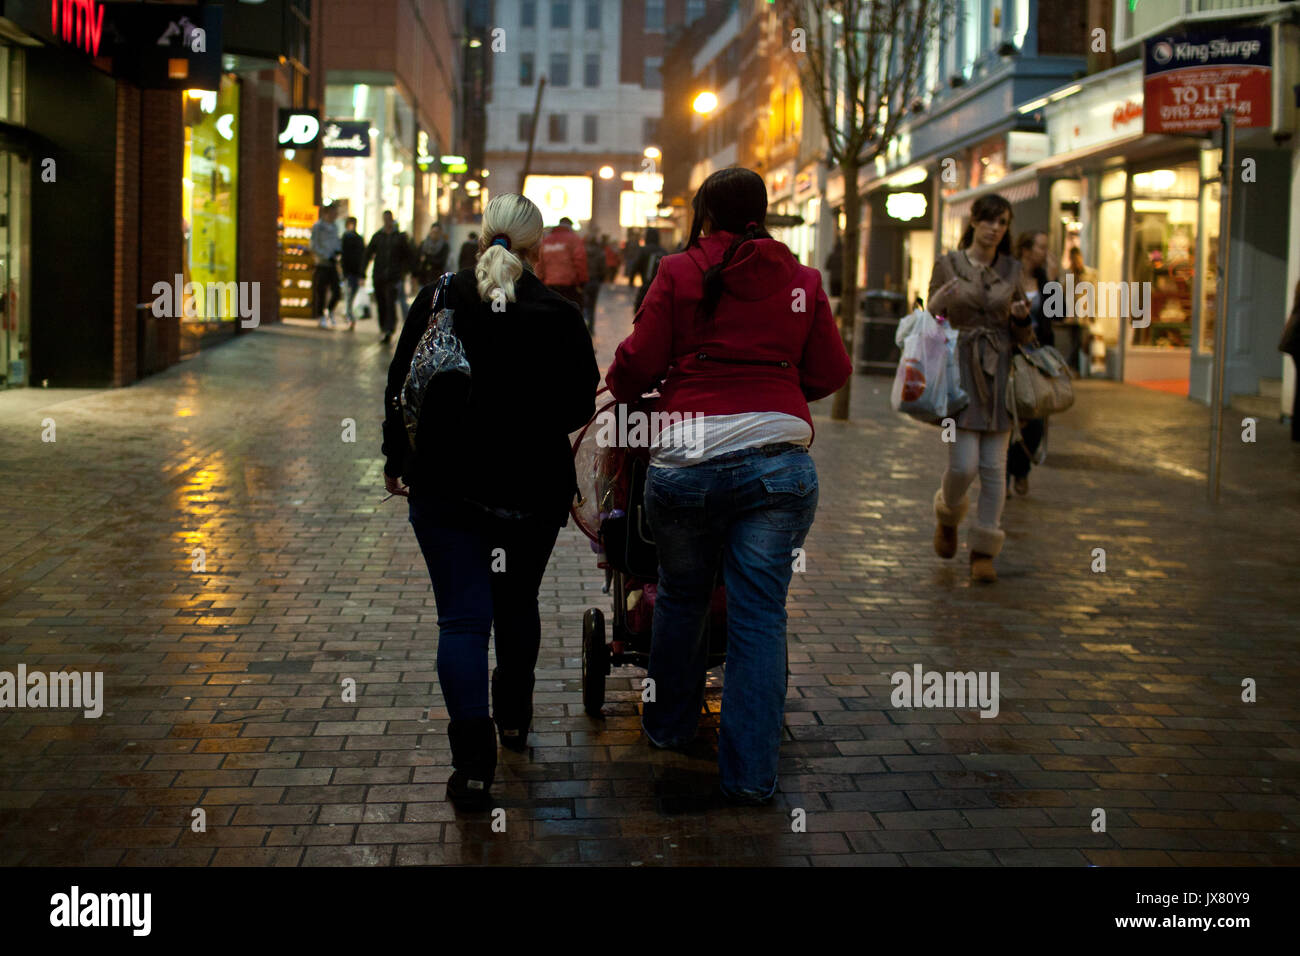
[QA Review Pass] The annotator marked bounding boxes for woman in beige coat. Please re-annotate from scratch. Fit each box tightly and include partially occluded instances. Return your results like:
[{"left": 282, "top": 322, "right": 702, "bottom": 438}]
[{"left": 926, "top": 194, "right": 1034, "bottom": 583}]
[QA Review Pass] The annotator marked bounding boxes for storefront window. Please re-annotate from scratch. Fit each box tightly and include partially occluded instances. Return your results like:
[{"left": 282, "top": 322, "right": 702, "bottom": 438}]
[
  {"left": 1099, "top": 168, "right": 1126, "bottom": 200},
  {"left": 1049, "top": 178, "right": 1082, "bottom": 270},
  {"left": 1197, "top": 148, "right": 1222, "bottom": 354},
  {"left": 1129, "top": 162, "right": 1199, "bottom": 348},
  {"left": 323, "top": 84, "right": 416, "bottom": 240},
  {"left": 0, "top": 150, "right": 30, "bottom": 387},
  {"left": 0, "top": 46, "right": 28, "bottom": 387},
  {"left": 182, "top": 76, "right": 240, "bottom": 323},
  {"left": 1095, "top": 198, "right": 1127, "bottom": 348}
]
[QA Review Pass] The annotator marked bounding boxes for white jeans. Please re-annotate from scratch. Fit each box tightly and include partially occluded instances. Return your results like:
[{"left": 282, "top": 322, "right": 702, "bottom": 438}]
[{"left": 938, "top": 428, "right": 1011, "bottom": 556}]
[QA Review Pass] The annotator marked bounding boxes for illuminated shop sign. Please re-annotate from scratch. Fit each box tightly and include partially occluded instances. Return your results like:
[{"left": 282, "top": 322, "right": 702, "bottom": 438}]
[
  {"left": 51, "top": 0, "right": 105, "bottom": 56},
  {"left": 322, "top": 120, "right": 371, "bottom": 157},
  {"left": 2, "top": 0, "right": 223, "bottom": 89},
  {"left": 278, "top": 109, "right": 321, "bottom": 147},
  {"left": 885, "top": 192, "right": 927, "bottom": 222}
]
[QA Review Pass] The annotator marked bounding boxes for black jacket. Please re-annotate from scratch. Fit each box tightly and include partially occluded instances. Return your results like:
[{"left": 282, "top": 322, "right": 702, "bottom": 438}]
[
  {"left": 341, "top": 231, "right": 366, "bottom": 277},
  {"left": 367, "top": 229, "right": 413, "bottom": 284},
  {"left": 382, "top": 268, "right": 600, "bottom": 527}
]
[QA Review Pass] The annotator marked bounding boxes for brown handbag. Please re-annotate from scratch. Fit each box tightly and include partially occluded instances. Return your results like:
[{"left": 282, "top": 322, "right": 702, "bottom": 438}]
[{"left": 1006, "top": 344, "right": 1075, "bottom": 422}]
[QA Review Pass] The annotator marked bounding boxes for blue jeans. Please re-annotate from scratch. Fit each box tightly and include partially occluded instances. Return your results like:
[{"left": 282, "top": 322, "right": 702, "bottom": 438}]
[
  {"left": 407, "top": 494, "right": 560, "bottom": 721},
  {"left": 642, "top": 444, "right": 818, "bottom": 799},
  {"left": 344, "top": 274, "right": 361, "bottom": 319}
]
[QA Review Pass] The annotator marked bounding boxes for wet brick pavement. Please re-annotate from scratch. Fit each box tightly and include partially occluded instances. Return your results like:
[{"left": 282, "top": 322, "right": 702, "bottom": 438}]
[{"left": 0, "top": 282, "right": 1297, "bottom": 866}]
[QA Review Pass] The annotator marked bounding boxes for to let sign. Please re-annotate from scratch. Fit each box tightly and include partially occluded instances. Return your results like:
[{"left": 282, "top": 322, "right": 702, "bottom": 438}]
[{"left": 1144, "top": 27, "right": 1271, "bottom": 134}]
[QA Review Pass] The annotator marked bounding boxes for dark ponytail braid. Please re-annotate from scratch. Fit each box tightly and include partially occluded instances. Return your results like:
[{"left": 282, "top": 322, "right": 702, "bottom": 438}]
[
  {"left": 697, "top": 221, "right": 769, "bottom": 322},
  {"left": 687, "top": 167, "right": 772, "bottom": 324}
]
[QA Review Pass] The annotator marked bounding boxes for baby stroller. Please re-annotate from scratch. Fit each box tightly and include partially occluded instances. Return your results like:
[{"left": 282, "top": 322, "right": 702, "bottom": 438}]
[{"left": 571, "top": 388, "right": 727, "bottom": 717}]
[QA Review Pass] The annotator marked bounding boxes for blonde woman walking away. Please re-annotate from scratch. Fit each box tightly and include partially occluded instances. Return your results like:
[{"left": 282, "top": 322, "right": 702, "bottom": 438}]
[{"left": 381, "top": 194, "right": 600, "bottom": 810}]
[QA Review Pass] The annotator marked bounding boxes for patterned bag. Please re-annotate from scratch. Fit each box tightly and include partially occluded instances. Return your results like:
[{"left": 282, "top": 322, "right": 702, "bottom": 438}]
[{"left": 400, "top": 272, "right": 469, "bottom": 452}]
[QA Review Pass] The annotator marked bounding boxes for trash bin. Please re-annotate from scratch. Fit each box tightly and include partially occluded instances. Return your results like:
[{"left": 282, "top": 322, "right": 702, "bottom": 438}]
[
  {"left": 856, "top": 290, "right": 909, "bottom": 374},
  {"left": 136, "top": 303, "right": 161, "bottom": 377}
]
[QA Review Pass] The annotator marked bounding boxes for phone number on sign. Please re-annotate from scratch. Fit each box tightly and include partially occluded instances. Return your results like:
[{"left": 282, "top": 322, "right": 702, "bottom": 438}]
[{"left": 1160, "top": 101, "right": 1251, "bottom": 120}]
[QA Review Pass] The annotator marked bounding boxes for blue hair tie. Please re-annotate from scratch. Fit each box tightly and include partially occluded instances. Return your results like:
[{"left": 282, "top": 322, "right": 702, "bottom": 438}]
[{"left": 490, "top": 233, "right": 511, "bottom": 250}]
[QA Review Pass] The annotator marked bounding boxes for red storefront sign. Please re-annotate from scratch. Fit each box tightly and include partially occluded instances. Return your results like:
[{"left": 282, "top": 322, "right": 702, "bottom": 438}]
[
  {"left": 1143, "top": 28, "right": 1271, "bottom": 135},
  {"left": 50, "top": 0, "right": 105, "bottom": 57}
]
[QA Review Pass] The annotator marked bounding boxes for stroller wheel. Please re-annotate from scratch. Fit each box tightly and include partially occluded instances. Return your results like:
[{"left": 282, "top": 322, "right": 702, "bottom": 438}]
[{"left": 581, "top": 608, "right": 608, "bottom": 717}]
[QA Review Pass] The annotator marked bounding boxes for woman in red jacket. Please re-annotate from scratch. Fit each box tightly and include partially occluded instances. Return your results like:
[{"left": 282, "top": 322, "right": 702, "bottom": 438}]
[{"left": 606, "top": 167, "right": 852, "bottom": 805}]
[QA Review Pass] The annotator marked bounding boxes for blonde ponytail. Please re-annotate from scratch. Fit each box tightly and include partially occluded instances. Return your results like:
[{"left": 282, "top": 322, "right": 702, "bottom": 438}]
[{"left": 474, "top": 194, "right": 545, "bottom": 305}]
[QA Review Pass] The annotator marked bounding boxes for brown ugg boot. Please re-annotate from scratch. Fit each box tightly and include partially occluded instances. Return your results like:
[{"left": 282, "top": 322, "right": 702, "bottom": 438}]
[
  {"left": 933, "top": 489, "right": 967, "bottom": 560},
  {"left": 970, "top": 552, "right": 997, "bottom": 582},
  {"left": 968, "top": 526, "right": 1005, "bottom": 583}
]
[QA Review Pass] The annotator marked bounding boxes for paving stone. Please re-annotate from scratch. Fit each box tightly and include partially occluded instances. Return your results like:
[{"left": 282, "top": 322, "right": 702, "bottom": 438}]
[{"left": 2, "top": 284, "right": 1297, "bottom": 866}]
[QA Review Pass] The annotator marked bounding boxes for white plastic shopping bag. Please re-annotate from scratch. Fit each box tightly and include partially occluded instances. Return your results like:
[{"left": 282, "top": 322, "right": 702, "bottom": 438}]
[
  {"left": 353, "top": 285, "right": 372, "bottom": 319},
  {"left": 891, "top": 309, "right": 966, "bottom": 424}
]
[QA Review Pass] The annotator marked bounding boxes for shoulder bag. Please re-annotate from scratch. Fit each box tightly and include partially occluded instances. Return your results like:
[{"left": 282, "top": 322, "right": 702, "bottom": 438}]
[
  {"left": 1006, "top": 342, "right": 1074, "bottom": 425},
  {"left": 400, "top": 272, "right": 469, "bottom": 452}
]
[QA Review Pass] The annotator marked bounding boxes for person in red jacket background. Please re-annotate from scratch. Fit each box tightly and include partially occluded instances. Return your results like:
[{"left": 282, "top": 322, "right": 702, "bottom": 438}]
[
  {"left": 535, "top": 216, "right": 588, "bottom": 308},
  {"left": 606, "top": 166, "right": 851, "bottom": 805}
]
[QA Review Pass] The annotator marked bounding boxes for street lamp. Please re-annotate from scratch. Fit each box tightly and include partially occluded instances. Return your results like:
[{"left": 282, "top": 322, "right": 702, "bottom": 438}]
[
  {"left": 644, "top": 146, "right": 661, "bottom": 160},
  {"left": 692, "top": 91, "right": 718, "bottom": 114},
  {"left": 598, "top": 165, "right": 614, "bottom": 179}
]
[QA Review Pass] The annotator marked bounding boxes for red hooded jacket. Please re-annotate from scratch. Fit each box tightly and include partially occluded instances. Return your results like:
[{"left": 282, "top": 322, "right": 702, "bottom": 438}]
[
  {"left": 606, "top": 231, "right": 851, "bottom": 437},
  {"left": 536, "top": 223, "right": 588, "bottom": 287}
]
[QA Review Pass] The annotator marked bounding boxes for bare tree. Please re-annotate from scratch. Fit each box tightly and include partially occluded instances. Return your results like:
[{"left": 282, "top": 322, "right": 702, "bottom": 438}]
[{"left": 779, "top": 0, "right": 954, "bottom": 420}]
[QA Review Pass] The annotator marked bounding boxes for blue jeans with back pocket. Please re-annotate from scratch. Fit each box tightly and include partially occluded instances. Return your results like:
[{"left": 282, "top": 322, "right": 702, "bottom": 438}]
[{"left": 642, "top": 444, "right": 818, "bottom": 799}]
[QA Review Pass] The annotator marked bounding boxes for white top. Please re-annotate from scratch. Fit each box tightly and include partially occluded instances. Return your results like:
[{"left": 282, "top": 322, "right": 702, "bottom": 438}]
[{"left": 650, "top": 411, "right": 812, "bottom": 468}]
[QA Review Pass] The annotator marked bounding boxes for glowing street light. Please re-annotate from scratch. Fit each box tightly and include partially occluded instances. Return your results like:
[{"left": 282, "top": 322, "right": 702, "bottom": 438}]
[
  {"left": 644, "top": 146, "right": 661, "bottom": 160},
  {"left": 598, "top": 165, "right": 615, "bottom": 179},
  {"left": 692, "top": 91, "right": 718, "bottom": 114}
]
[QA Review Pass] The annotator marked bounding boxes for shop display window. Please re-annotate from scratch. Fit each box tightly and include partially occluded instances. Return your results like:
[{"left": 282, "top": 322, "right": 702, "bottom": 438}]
[
  {"left": 1128, "top": 163, "right": 1199, "bottom": 349},
  {"left": 182, "top": 76, "right": 240, "bottom": 324},
  {"left": 1197, "top": 150, "right": 1222, "bottom": 354}
]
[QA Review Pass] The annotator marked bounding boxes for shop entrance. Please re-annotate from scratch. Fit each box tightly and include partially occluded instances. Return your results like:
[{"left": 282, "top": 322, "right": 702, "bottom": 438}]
[
  {"left": 0, "top": 149, "right": 29, "bottom": 388},
  {"left": 1123, "top": 163, "right": 1199, "bottom": 394}
]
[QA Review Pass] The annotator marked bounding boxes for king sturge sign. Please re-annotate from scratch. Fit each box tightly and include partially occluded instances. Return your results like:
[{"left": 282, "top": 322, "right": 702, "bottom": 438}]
[{"left": 1143, "top": 26, "right": 1271, "bottom": 134}]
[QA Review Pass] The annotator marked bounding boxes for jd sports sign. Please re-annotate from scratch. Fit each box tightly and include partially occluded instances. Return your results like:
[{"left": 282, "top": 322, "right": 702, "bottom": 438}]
[{"left": 278, "top": 109, "right": 320, "bottom": 147}]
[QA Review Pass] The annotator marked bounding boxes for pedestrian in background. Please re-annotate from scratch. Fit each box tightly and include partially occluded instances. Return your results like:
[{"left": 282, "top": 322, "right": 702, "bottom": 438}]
[
  {"left": 382, "top": 193, "right": 599, "bottom": 810},
  {"left": 606, "top": 166, "right": 851, "bottom": 805},
  {"left": 535, "top": 215, "right": 588, "bottom": 308},
  {"left": 310, "top": 202, "right": 342, "bottom": 330},
  {"left": 458, "top": 231, "right": 479, "bottom": 272},
  {"left": 1064, "top": 246, "right": 1096, "bottom": 376},
  {"left": 340, "top": 215, "right": 365, "bottom": 332},
  {"left": 823, "top": 236, "right": 843, "bottom": 298},
  {"left": 582, "top": 229, "right": 604, "bottom": 334},
  {"left": 366, "top": 210, "right": 413, "bottom": 344},
  {"left": 415, "top": 223, "right": 450, "bottom": 288},
  {"left": 631, "top": 227, "right": 668, "bottom": 313},
  {"left": 623, "top": 230, "right": 641, "bottom": 284},
  {"left": 1006, "top": 230, "right": 1052, "bottom": 496},
  {"left": 603, "top": 235, "right": 620, "bottom": 283},
  {"left": 926, "top": 194, "right": 1034, "bottom": 583}
]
